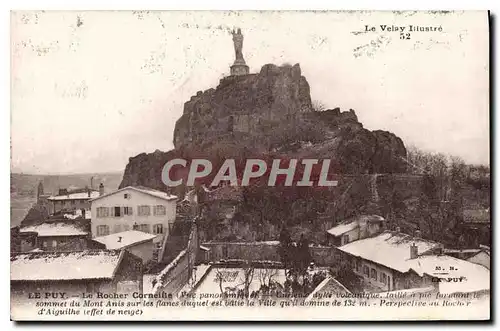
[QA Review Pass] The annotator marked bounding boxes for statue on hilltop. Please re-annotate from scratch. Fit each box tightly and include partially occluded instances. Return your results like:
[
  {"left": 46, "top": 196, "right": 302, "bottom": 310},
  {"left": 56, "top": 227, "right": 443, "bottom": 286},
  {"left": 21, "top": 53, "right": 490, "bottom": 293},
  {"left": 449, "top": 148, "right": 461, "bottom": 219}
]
[{"left": 230, "top": 28, "right": 249, "bottom": 76}]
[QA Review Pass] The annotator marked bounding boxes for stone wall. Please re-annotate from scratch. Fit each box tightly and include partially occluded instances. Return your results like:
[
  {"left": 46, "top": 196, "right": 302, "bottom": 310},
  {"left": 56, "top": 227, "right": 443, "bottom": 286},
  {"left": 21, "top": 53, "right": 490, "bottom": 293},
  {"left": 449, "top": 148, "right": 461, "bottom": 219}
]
[
  {"left": 153, "top": 221, "right": 198, "bottom": 296},
  {"left": 201, "top": 241, "right": 340, "bottom": 266}
]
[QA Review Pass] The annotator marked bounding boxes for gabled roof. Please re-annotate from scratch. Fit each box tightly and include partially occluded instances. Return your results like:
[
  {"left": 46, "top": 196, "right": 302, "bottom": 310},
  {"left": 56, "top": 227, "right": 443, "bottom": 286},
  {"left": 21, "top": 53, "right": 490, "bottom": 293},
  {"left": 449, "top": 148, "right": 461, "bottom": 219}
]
[
  {"left": 19, "top": 221, "right": 88, "bottom": 237},
  {"left": 89, "top": 186, "right": 177, "bottom": 203},
  {"left": 327, "top": 221, "right": 358, "bottom": 236},
  {"left": 93, "top": 230, "right": 157, "bottom": 249},
  {"left": 11, "top": 250, "right": 123, "bottom": 281},
  {"left": 305, "top": 276, "right": 351, "bottom": 302},
  {"left": 337, "top": 231, "right": 441, "bottom": 273}
]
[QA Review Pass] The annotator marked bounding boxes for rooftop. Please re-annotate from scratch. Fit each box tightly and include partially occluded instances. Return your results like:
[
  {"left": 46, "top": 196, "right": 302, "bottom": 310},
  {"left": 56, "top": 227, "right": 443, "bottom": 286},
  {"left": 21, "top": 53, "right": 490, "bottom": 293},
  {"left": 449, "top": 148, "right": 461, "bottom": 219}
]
[
  {"left": 89, "top": 186, "right": 177, "bottom": 202},
  {"left": 326, "top": 215, "right": 385, "bottom": 237},
  {"left": 406, "top": 255, "right": 490, "bottom": 293},
  {"left": 337, "top": 231, "right": 441, "bottom": 273},
  {"left": 327, "top": 221, "right": 358, "bottom": 236},
  {"left": 19, "top": 221, "right": 88, "bottom": 237},
  {"left": 48, "top": 191, "right": 100, "bottom": 201},
  {"left": 305, "top": 276, "right": 351, "bottom": 302},
  {"left": 93, "top": 230, "right": 157, "bottom": 249},
  {"left": 11, "top": 250, "right": 122, "bottom": 281}
]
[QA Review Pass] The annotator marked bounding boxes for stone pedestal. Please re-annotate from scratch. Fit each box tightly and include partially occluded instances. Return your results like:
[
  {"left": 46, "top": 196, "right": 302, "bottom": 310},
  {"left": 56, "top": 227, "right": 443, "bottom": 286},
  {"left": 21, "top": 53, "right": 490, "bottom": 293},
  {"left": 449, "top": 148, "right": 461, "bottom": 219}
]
[{"left": 230, "top": 63, "right": 249, "bottom": 76}]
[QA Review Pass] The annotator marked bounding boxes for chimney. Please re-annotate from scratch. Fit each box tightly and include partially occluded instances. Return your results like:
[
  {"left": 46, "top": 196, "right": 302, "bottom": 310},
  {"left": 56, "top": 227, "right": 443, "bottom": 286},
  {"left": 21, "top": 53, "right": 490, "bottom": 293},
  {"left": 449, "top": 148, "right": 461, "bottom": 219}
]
[
  {"left": 99, "top": 183, "right": 104, "bottom": 196},
  {"left": 118, "top": 236, "right": 122, "bottom": 243},
  {"left": 410, "top": 243, "right": 418, "bottom": 259},
  {"left": 436, "top": 243, "right": 444, "bottom": 255}
]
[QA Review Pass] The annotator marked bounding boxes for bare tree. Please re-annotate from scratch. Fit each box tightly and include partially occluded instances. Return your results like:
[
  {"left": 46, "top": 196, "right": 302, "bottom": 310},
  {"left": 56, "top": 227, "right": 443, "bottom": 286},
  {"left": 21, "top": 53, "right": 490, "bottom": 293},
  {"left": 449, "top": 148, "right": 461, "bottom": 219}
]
[
  {"left": 257, "top": 267, "right": 279, "bottom": 288},
  {"left": 240, "top": 261, "right": 255, "bottom": 299},
  {"left": 214, "top": 268, "right": 225, "bottom": 294}
]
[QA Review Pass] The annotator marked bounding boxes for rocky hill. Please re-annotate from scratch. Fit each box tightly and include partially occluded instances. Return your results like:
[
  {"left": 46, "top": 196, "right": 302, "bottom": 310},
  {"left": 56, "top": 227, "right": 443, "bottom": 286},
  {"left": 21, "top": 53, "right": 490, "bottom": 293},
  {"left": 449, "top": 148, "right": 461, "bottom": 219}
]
[
  {"left": 118, "top": 63, "right": 415, "bottom": 242},
  {"left": 121, "top": 63, "right": 407, "bottom": 191}
]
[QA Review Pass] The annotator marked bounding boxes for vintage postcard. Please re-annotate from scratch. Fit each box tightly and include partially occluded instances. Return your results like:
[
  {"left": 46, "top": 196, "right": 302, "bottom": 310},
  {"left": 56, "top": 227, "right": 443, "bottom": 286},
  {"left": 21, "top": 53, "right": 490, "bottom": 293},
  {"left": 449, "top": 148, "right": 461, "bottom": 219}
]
[{"left": 10, "top": 10, "right": 490, "bottom": 321}]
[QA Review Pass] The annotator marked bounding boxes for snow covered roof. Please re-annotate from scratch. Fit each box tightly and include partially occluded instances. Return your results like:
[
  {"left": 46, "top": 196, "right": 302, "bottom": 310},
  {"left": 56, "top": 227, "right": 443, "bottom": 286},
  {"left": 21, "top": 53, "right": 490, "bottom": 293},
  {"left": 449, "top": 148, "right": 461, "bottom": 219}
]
[
  {"left": 19, "top": 222, "right": 88, "bottom": 237},
  {"left": 327, "top": 221, "right": 359, "bottom": 236},
  {"left": 93, "top": 230, "right": 157, "bottom": 249},
  {"left": 48, "top": 191, "right": 100, "bottom": 201},
  {"left": 406, "top": 255, "right": 490, "bottom": 294},
  {"left": 337, "top": 231, "right": 441, "bottom": 273},
  {"left": 11, "top": 250, "right": 123, "bottom": 281},
  {"left": 89, "top": 186, "right": 177, "bottom": 202},
  {"left": 305, "top": 276, "right": 351, "bottom": 302}
]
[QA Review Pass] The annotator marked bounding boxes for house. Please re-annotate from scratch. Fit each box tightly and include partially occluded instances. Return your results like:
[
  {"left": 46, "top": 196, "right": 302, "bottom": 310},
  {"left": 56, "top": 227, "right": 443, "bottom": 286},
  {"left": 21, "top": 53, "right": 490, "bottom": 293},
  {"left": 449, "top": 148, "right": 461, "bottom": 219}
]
[
  {"left": 93, "top": 230, "right": 157, "bottom": 263},
  {"left": 47, "top": 187, "right": 100, "bottom": 214},
  {"left": 11, "top": 249, "right": 143, "bottom": 299},
  {"left": 326, "top": 215, "right": 385, "bottom": 246},
  {"left": 89, "top": 186, "right": 177, "bottom": 247},
  {"left": 16, "top": 220, "right": 100, "bottom": 252},
  {"left": 335, "top": 230, "right": 490, "bottom": 293}
]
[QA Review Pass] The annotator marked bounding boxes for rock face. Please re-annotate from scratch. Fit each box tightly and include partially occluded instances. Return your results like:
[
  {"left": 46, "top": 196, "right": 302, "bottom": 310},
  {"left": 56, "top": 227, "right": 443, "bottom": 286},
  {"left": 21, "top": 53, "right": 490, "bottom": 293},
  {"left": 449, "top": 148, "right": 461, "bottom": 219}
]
[
  {"left": 121, "top": 63, "right": 408, "bottom": 192},
  {"left": 173, "top": 63, "right": 312, "bottom": 149}
]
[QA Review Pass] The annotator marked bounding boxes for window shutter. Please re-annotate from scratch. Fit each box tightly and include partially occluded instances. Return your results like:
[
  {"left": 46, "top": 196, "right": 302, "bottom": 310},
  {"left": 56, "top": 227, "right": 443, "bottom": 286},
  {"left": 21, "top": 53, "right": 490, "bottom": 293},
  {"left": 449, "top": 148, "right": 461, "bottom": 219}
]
[
  {"left": 121, "top": 206, "right": 124, "bottom": 216},
  {"left": 110, "top": 207, "right": 114, "bottom": 217}
]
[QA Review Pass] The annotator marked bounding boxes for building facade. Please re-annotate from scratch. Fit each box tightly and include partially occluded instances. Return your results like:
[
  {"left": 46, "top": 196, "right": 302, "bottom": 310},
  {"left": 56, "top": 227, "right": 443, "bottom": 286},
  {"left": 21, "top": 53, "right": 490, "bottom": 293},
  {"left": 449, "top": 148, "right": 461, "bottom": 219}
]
[{"left": 90, "top": 186, "right": 177, "bottom": 243}]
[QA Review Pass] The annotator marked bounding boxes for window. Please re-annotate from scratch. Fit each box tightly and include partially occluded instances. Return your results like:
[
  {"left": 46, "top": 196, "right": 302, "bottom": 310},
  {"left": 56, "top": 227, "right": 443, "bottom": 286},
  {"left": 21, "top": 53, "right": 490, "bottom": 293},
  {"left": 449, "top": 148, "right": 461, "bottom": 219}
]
[
  {"left": 42, "top": 241, "right": 48, "bottom": 248},
  {"left": 154, "top": 205, "right": 166, "bottom": 216},
  {"left": 380, "top": 273, "right": 388, "bottom": 284},
  {"left": 371, "top": 268, "right": 377, "bottom": 280},
  {"left": 153, "top": 224, "right": 164, "bottom": 234},
  {"left": 96, "top": 225, "right": 110, "bottom": 236},
  {"left": 114, "top": 206, "right": 122, "bottom": 217},
  {"left": 124, "top": 193, "right": 131, "bottom": 199},
  {"left": 124, "top": 206, "right": 133, "bottom": 216},
  {"left": 96, "top": 207, "right": 109, "bottom": 218},
  {"left": 363, "top": 265, "right": 369, "bottom": 277},
  {"left": 138, "top": 224, "right": 150, "bottom": 233},
  {"left": 138, "top": 205, "right": 151, "bottom": 216},
  {"left": 52, "top": 240, "right": 57, "bottom": 248}
]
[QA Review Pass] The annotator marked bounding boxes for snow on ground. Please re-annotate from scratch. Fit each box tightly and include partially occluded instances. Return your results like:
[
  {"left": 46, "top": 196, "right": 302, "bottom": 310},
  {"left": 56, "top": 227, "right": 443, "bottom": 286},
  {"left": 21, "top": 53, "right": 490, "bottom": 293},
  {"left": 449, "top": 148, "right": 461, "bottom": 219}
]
[
  {"left": 193, "top": 267, "right": 287, "bottom": 300},
  {"left": 143, "top": 274, "right": 157, "bottom": 294}
]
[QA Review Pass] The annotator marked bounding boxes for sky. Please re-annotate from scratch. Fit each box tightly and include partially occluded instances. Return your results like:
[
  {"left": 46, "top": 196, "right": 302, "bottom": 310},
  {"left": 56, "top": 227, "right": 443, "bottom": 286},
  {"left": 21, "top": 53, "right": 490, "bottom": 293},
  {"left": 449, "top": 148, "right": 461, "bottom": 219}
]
[{"left": 11, "top": 11, "right": 489, "bottom": 174}]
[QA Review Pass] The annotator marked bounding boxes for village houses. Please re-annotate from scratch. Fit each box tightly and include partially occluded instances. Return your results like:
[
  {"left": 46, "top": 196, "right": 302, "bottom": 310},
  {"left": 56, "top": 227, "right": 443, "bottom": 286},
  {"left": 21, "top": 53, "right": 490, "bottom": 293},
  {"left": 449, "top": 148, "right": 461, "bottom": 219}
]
[{"left": 334, "top": 229, "right": 490, "bottom": 294}]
